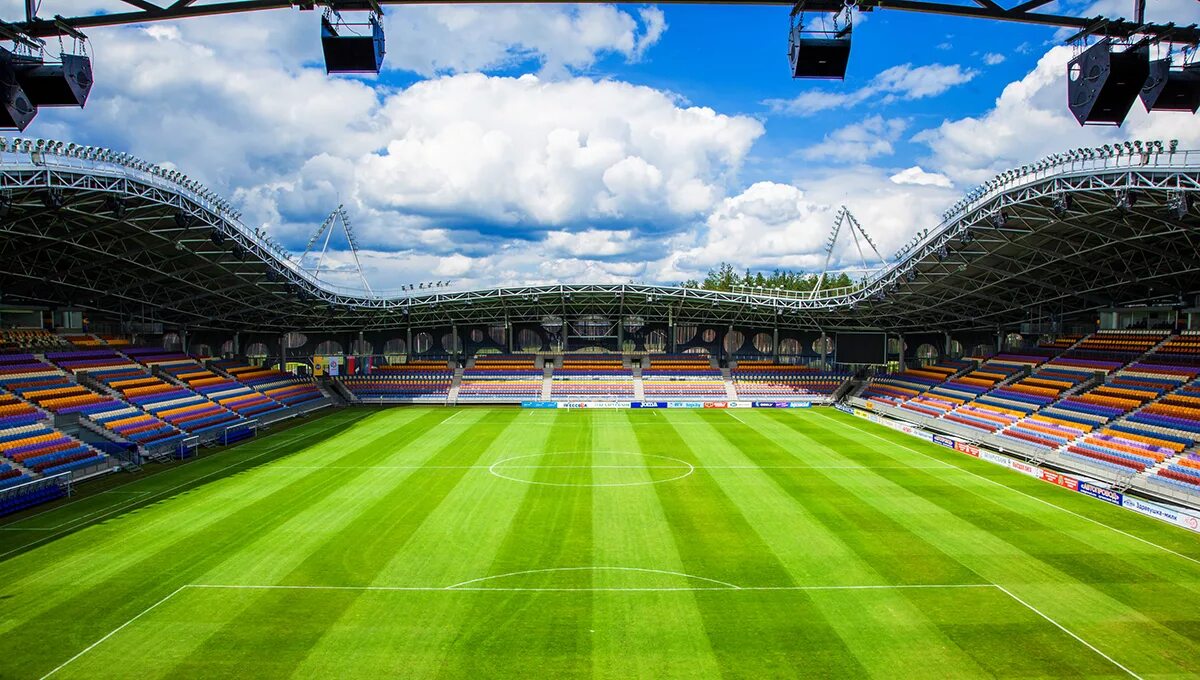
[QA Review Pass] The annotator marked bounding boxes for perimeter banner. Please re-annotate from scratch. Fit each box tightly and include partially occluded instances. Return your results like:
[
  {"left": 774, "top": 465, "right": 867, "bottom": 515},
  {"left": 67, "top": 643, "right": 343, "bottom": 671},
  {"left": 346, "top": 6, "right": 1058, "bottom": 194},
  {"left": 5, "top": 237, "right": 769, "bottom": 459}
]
[
  {"left": 1121, "top": 496, "right": 1200, "bottom": 532},
  {"left": 1078, "top": 481, "right": 1123, "bottom": 506}
]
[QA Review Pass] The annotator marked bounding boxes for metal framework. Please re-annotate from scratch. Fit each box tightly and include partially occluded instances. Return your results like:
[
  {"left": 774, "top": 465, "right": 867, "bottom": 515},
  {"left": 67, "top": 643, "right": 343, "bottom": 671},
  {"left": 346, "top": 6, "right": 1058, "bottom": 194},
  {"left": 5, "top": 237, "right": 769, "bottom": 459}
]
[
  {"left": 6, "top": 0, "right": 1199, "bottom": 44},
  {"left": 0, "top": 137, "right": 1197, "bottom": 333},
  {"left": 299, "top": 204, "right": 372, "bottom": 293}
]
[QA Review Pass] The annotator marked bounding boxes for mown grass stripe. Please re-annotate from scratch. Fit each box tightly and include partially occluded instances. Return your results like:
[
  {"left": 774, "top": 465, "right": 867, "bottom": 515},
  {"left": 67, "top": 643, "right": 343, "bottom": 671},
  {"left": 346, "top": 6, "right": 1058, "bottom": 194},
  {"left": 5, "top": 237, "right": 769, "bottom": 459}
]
[
  {"left": 284, "top": 408, "right": 557, "bottom": 678},
  {"left": 630, "top": 410, "right": 871, "bottom": 678},
  {"left": 11, "top": 408, "right": 458, "bottom": 679}
]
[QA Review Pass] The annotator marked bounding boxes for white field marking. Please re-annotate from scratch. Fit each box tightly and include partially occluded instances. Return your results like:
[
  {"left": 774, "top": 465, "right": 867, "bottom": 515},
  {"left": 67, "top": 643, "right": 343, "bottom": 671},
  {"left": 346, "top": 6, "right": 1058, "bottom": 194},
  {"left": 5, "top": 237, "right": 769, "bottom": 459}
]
[
  {"left": 0, "top": 492, "right": 159, "bottom": 532},
  {"left": 487, "top": 452, "right": 695, "bottom": 488},
  {"left": 257, "top": 464, "right": 951, "bottom": 471},
  {"left": 726, "top": 410, "right": 753, "bottom": 426},
  {"left": 810, "top": 409, "right": 1200, "bottom": 568},
  {"left": 43, "top": 581, "right": 1136, "bottom": 678},
  {"left": 993, "top": 585, "right": 1140, "bottom": 679},
  {"left": 0, "top": 416, "right": 355, "bottom": 561},
  {"left": 444, "top": 566, "right": 742, "bottom": 590},
  {"left": 39, "top": 585, "right": 189, "bottom": 679}
]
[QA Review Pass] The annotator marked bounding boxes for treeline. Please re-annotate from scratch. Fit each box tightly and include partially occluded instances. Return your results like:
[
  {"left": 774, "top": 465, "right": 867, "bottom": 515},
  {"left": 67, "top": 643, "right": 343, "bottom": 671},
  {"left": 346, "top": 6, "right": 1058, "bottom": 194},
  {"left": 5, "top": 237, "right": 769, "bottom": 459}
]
[{"left": 681, "top": 263, "right": 856, "bottom": 292}]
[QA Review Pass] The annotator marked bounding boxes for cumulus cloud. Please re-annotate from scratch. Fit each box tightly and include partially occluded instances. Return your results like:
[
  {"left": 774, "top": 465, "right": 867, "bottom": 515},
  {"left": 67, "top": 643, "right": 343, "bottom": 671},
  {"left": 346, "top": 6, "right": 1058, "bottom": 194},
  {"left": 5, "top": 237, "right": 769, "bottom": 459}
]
[
  {"left": 890, "top": 166, "right": 953, "bottom": 188},
  {"left": 801, "top": 116, "right": 907, "bottom": 163},
  {"left": 383, "top": 4, "right": 668, "bottom": 76},
  {"left": 913, "top": 45, "right": 1200, "bottom": 185},
  {"left": 764, "top": 62, "right": 978, "bottom": 116}
]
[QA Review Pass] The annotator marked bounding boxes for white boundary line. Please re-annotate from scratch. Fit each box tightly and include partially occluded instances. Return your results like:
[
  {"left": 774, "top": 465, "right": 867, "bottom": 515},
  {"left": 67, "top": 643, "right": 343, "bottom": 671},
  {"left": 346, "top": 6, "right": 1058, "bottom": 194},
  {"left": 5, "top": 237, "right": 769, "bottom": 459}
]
[
  {"left": 444, "top": 566, "right": 741, "bottom": 590},
  {"left": 40, "top": 580, "right": 1137, "bottom": 679},
  {"left": 0, "top": 415, "right": 354, "bottom": 560},
  {"left": 487, "top": 452, "right": 696, "bottom": 488},
  {"left": 39, "top": 585, "right": 189, "bottom": 679},
  {"left": 0, "top": 492, "right": 156, "bottom": 532},
  {"left": 993, "top": 584, "right": 1140, "bottom": 679},
  {"left": 810, "top": 409, "right": 1200, "bottom": 568},
  {"left": 254, "top": 464, "right": 952, "bottom": 471}
]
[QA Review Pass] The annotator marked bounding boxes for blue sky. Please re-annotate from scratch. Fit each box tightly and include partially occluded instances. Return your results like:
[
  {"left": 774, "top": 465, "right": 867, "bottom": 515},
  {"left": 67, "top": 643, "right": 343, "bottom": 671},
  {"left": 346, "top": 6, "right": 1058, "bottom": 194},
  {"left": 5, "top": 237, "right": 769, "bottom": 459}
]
[{"left": 15, "top": 0, "right": 1200, "bottom": 291}]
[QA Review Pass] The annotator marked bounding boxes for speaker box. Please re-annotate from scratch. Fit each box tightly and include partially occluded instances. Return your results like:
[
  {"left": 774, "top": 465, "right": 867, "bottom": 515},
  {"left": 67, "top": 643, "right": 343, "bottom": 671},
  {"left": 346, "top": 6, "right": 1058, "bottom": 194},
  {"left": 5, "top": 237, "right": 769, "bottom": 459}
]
[
  {"left": 1067, "top": 41, "right": 1149, "bottom": 126},
  {"left": 321, "top": 15, "right": 385, "bottom": 74},
  {"left": 789, "top": 26, "right": 851, "bottom": 80},
  {"left": 1141, "top": 59, "right": 1200, "bottom": 113},
  {"left": 0, "top": 49, "right": 36, "bottom": 131},
  {"left": 16, "top": 53, "right": 93, "bottom": 107}
]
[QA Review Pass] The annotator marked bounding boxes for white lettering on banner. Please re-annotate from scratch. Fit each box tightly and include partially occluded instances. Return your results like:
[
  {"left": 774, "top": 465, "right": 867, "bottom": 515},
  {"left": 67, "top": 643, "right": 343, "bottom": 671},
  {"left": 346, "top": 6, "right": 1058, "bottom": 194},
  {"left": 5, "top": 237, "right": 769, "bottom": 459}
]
[
  {"left": 1122, "top": 497, "right": 1200, "bottom": 532},
  {"left": 979, "top": 451, "right": 1010, "bottom": 467},
  {"left": 1010, "top": 460, "right": 1041, "bottom": 478}
]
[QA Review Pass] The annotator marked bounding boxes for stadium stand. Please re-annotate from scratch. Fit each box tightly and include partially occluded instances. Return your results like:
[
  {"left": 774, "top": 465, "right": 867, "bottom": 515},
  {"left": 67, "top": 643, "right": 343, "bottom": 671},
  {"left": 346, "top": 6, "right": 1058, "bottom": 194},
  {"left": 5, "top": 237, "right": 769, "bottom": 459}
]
[
  {"left": 731, "top": 361, "right": 849, "bottom": 399},
  {"left": 0, "top": 405, "right": 111, "bottom": 477},
  {"left": 92, "top": 366, "right": 251, "bottom": 439},
  {"left": 457, "top": 354, "right": 542, "bottom": 402},
  {"left": 157, "top": 361, "right": 288, "bottom": 420},
  {"left": 211, "top": 360, "right": 327, "bottom": 409},
  {"left": 642, "top": 354, "right": 726, "bottom": 399},
  {"left": 337, "top": 361, "right": 453, "bottom": 402},
  {"left": 550, "top": 356, "right": 634, "bottom": 400},
  {"left": 0, "top": 330, "right": 71, "bottom": 353}
]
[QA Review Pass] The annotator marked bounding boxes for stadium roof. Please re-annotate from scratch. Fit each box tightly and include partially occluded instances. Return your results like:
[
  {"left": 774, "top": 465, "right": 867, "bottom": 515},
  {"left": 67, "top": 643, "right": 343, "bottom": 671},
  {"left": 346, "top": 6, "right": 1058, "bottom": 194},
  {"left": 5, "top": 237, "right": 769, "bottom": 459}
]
[{"left": 0, "top": 138, "right": 1197, "bottom": 333}]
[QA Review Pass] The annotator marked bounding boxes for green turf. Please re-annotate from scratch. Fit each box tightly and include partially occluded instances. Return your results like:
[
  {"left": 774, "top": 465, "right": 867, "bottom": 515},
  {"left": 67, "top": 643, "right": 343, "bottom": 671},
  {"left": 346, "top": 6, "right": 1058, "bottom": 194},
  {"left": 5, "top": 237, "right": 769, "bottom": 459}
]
[{"left": 1, "top": 405, "right": 1199, "bottom": 678}]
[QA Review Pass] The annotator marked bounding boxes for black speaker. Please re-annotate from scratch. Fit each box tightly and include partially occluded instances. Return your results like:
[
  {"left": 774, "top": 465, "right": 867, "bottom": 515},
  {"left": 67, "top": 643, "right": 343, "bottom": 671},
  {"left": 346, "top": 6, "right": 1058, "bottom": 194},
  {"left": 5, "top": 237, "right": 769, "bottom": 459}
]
[
  {"left": 1141, "top": 59, "right": 1200, "bottom": 113},
  {"left": 1067, "top": 41, "right": 1148, "bottom": 126},
  {"left": 789, "top": 26, "right": 851, "bottom": 80},
  {"left": 15, "top": 53, "right": 93, "bottom": 107},
  {"left": 0, "top": 48, "right": 36, "bottom": 131},
  {"left": 321, "top": 15, "right": 385, "bottom": 74}
]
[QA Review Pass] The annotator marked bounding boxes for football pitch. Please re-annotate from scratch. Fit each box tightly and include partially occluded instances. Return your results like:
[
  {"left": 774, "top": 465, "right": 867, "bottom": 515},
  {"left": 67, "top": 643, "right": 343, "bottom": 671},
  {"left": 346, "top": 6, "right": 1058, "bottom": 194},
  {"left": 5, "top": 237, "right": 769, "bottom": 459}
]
[{"left": 1, "top": 406, "right": 1199, "bottom": 679}]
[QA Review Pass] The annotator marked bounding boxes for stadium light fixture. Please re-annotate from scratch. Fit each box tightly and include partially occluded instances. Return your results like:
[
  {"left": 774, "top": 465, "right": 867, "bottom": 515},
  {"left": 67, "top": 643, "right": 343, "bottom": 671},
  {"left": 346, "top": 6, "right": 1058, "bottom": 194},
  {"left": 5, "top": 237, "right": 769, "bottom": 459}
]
[
  {"left": 1068, "top": 39, "right": 1149, "bottom": 126},
  {"left": 787, "top": 4, "right": 852, "bottom": 80},
  {"left": 320, "top": 8, "right": 385, "bottom": 74},
  {"left": 1142, "top": 59, "right": 1200, "bottom": 113}
]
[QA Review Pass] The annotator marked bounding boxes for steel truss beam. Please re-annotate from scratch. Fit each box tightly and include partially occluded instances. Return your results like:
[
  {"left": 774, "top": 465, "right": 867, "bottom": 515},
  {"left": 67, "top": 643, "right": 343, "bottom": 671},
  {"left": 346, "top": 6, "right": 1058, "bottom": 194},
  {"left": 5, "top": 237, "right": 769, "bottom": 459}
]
[
  {"left": 0, "top": 142, "right": 1198, "bottom": 333},
  {"left": 8, "top": 0, "right": 1200, "bottom": 44}
]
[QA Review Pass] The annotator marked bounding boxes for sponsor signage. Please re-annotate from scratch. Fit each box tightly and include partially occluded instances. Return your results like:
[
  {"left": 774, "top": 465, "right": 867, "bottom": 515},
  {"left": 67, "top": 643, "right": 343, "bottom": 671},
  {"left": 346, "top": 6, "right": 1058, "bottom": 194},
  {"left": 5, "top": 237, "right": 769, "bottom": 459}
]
[
  {"left": 1040, "top": 470, "right": 1079, "bottom": 491},
  {"left": 979, "top": 451, "right": 1010, "bottom": 467},
  {"left": 631, "top": 402, "right": 667, "bottom": 409},
  {"left": 834, "top": 403, "right": 854, "bottom": 415},
  {"left": 1078, "top": 481, "right": 1123, "bottom": 506},
  {"left": 1121, "top": 496, "right": 1200, "bottom": 533},
  {"left": 932, "top": 434, "right": 955, "bottom": 449},
  {"left": 1009, "top": 459, "right": 1041, "bottom": 478},
  {"left": 703, "top": 401, "right": 729, "bottom": 409},
  {"left": 668, "top": 401, "right": 704, "bottom": 409},
  {"left": 954, "top": 441, "right": 980, "bottom": 457},
  {"left": 520, "top": 401, "right": 558, "bottom": 409}
]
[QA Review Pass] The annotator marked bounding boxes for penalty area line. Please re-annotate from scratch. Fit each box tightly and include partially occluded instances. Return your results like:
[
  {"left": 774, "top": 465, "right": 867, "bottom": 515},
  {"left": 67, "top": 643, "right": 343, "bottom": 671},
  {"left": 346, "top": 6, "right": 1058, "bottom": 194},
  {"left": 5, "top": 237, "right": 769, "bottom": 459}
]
[{"left": 48, "top": 581, "right": 1135, "bottom": 678}]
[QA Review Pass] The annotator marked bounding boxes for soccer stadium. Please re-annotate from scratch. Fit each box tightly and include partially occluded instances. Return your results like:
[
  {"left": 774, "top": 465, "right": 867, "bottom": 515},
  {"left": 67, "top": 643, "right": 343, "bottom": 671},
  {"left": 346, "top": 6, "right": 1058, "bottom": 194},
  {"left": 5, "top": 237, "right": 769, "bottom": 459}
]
[{"left": 0, "top": 0, "right": 1199, "bottom": 678}]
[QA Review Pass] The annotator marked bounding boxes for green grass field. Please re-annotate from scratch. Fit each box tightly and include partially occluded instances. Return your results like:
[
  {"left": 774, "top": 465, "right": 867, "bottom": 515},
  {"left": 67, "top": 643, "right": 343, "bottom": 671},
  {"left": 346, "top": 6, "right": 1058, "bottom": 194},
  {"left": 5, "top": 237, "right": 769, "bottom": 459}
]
[{"left": 2, "top": 406, "right": 1199, "bottom": 679}]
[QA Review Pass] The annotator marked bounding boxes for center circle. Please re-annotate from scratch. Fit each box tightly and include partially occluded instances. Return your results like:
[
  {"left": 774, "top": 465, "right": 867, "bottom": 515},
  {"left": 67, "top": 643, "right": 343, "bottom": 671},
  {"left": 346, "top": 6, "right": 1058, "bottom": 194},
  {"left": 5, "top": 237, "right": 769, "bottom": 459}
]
[{"left": 488, "top": 451, "right": 695, "bottom": 487}]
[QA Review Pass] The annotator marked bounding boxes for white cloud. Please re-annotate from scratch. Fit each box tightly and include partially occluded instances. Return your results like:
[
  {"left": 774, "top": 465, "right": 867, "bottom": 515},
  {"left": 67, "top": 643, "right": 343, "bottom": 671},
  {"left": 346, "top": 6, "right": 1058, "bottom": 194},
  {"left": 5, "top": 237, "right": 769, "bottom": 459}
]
[
  {"left": 982, "top": 52, "right": 1006, "bottom": 66},
  {"left": 801, "top": 116, "right": 907, "bottom": 163},
  {"left": 914, "top": 45, "right": 1200, "bottom": 185},
  {"left": 382, "top": 4, "right": 668, "bottom": 77},
  {"left": 890, "top": 166, "right": 953, "bottom": 188},
  {"left": 764, "top": 63, "right": 978, "bottom": 116}
]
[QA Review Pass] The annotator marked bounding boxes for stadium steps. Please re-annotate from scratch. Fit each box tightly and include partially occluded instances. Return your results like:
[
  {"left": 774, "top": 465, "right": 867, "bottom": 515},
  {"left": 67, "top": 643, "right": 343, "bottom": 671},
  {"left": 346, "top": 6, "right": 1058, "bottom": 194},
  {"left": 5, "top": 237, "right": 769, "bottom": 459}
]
[
  {"left": 721, "top": 367, "right": 737, "bottom": 400},
  {"left": 634, "top": 373, "right": 645, "bottom": 401},
  {"left": 540, "top": 376, "right": 553, "bottom": 400},
  {"left": 448, "top": 366, "right": 463, "bottom": 404}
]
